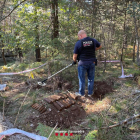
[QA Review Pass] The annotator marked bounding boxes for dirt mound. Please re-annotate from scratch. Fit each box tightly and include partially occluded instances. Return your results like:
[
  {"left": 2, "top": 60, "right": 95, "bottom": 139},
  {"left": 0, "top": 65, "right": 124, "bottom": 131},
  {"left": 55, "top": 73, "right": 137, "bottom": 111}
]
[
  {"left": 27, "top": 80, "right": 113, "bottom": 129},
  {"left": 28, "top": 93, "right": 88, "bottom": 129},
  {"left": 30, "top": 103, "right": 86, "bottom": 129}
]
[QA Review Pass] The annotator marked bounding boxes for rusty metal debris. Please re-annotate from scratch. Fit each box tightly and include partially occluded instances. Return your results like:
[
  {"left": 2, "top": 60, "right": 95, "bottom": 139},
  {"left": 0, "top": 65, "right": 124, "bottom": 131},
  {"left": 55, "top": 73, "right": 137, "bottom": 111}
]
[
  {"left": 31, "top": 103, "right": 46, "bottom": 114},
  {"left": 32, "top": 93, "right": 78, "bottom": 112}
]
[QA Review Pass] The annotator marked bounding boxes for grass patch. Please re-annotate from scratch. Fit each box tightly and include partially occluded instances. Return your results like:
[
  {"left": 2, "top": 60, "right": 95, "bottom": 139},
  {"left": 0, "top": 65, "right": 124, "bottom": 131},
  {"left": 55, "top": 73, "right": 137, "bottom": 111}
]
[
  {"left": 36, "top": 123, "right": 81, "bottom": 140},
  {"left": 84, "top": 130, "right": 98, "bottom": 140},
  {"left": 0, "top": 58, "right": 140, "bottom": 140}
]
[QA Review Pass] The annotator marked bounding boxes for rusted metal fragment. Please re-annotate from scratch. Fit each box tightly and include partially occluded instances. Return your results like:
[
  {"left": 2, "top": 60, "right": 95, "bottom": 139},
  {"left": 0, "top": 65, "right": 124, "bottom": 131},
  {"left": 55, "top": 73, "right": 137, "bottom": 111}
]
[
  {"left": 69, "top": 98, "right": 76, "bottom": 105},
  {"left": 44, "top": 98, "right": 53, "bottom": 103},
  {"left": 67, "top": 93, "right": 77, "bottom": 100},
  {"left": 66, "top": 98, "right": 75, "bottom": 105},
  {"left": 38, "top": 106, "right": 45, "bottom": 112},
  {"left": 64, "top": 98, "right": 73, "bottom": 108},
  {"left": 58, "top": 93, "right": 68, "bottom": 99},
  {"left": 40, "top": 108, "right": 47, "bottom": 114},
  {"left": 56, "top": 101, "right": 65, "bottom": 108},
  {"left": 48, "top": 95, "right": 62, "bottom": 102},
  {"left": 31, "top": 103, "right": 40, "bottom": 109},
  {"left": 53, "top": 102, "right": 62, "bottom": 111},
  {"left": 58, "top": 100, "right": 68, "bottom": 108},
  {"left": 31, "top": 103, "right": 47, "bottom": 113}
]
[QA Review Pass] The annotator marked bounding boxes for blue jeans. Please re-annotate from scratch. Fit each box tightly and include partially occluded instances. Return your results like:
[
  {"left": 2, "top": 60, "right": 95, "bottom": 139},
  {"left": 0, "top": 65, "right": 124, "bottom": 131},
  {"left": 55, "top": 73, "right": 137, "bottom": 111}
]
[{"left": 78, "top": 63, "right": 95, "bottom": 96}]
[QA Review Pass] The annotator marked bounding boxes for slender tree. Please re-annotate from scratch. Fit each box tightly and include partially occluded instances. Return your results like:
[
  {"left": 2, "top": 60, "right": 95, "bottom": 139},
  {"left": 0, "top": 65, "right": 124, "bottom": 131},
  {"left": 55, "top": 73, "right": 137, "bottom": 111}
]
[
  {"left": 51, "top": 0, "right": 59, "bottom": 40},
  {"left": 33, "top": 0, "right": 41, "bottom": 62}
]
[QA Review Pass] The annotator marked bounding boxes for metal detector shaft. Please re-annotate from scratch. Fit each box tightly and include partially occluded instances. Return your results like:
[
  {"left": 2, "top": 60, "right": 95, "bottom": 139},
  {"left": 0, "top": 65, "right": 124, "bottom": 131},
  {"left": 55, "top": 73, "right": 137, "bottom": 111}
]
[{"left": 38, "top": 63, "right": 72, "bottom": 86}]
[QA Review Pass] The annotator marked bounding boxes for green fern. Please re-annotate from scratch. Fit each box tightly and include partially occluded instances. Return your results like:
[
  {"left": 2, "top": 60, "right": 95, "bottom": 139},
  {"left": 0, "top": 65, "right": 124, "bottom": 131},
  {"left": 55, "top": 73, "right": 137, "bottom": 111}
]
[{"left": 84, "top": 130, "right": 98, "bottom": 140}]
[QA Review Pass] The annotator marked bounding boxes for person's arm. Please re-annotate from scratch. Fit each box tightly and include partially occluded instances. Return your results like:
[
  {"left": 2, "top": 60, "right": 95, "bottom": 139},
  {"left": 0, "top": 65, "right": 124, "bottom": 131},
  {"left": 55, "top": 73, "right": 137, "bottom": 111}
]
[
  {"left": 73, "top": 53, "right": 78, "bottom": 62},
  {"left": 96, "top": 45, "right": 102, "bottom": 51},
  {"left": 72, "top": 41, "right": 79, "bottom": 64}
]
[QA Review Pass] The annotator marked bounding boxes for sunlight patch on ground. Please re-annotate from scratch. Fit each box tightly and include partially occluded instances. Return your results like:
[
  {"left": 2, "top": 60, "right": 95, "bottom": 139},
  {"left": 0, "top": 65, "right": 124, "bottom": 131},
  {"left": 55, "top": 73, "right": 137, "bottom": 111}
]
[{"left": 86, "top": 97, "right": 111, "bottom": 114}]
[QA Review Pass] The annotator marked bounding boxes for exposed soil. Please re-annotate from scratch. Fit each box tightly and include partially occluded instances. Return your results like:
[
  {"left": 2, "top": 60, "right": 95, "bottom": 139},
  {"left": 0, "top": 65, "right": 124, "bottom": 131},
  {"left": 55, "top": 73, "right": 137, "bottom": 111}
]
[
  {"left": 27, "top": 78, "right": 114, "bottom": 130},
  {"left": 93, "top": 80, "right": 114, "bottom": 99},
  {"left": 28, "top": 102, "right": 86, "bottom": 129},
  {"left": 0, "top": 75, "right": 114, "bottom": 139}
]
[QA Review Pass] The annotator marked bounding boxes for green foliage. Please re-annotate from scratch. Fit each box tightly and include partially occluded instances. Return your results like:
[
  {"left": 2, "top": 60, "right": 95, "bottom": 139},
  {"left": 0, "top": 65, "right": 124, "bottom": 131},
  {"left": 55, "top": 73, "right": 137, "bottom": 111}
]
[
  {"left": 84, "top": 130, "right": 98, "bottom": 140},
  {"left": 98, "top": 126, "right": 127, "bottom": 140},
  {"left": 17, "top": 63, "right": 28, "bottom": 71},
  {"left": 114, "top": 102, "right": 122, "bottom": 112},
  {"left": 127, "top": 2, "right": 140, "bottom": 18}
]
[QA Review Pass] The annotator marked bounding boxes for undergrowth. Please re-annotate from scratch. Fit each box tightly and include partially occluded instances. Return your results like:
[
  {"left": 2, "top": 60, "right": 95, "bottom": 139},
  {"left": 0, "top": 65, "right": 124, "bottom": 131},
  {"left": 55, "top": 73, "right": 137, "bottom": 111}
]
[{"left": 0, "top": 58, "right": 140, "bottom": 140}]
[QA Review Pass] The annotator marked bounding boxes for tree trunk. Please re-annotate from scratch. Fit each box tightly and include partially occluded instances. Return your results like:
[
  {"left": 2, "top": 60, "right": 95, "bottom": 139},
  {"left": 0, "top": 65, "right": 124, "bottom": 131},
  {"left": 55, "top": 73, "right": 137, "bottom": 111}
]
[
  {"left": 0, "top": 26, "right": 6, "bottom": 65},
  {"left": 51, "top": 0, "right": 59, "bottom": 40},
  {"left": 2, "top": 49, "right": 6, "bottom": 65},
  {"left": 18, "top": 48, "right": 23, "bottom": 63},
  {"left": 33, "top": 0, "right": 41, "bottom": 62},
  {"left": 35, "top": 24, "right": 41, "bottom": 62},
  {"left": 120, "top": 4, "right": 127, "bottom": 62},
  {"left": 91, "top": 0, "right": 97, "bottom": 37},
  {"left": 132, "top": 4, "right": 140, "bottom": 64},
  {"left": 133, "top": 14, "right": 140, "bottom": 64},
  {"left": 133, "top": 38, "right": 136, "bottom": 62},
  {"left": 0, "top": 1, "right": 7, "bottom": 65}
]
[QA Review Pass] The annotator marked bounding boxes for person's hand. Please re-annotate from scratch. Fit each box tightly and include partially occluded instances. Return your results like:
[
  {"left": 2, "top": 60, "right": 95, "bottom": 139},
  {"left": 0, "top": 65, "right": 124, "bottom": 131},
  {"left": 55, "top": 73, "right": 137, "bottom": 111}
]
[{"left": 72, "top": 61, "right": 77, "bottom": 65}]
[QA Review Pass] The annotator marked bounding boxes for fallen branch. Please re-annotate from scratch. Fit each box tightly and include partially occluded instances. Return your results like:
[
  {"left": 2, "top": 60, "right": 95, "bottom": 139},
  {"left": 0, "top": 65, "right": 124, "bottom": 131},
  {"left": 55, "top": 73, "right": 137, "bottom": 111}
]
[
  {"left": 113, "top": 95, "right": 140, "bottom": 117},
  {"left": 101, "top": 113, "right": 140, "bottom": 129},
  {"left": 74, "top": 122, "right": 91, "bottom": 130},
  {"left": 125, "top": 119, "right": 140, "bottom": 126},
  {"left": 48, "top": 123, "right": 58, "bottom": 140},
  {"left": 125, "top": 95, "right": 140, "bottom": 111}
]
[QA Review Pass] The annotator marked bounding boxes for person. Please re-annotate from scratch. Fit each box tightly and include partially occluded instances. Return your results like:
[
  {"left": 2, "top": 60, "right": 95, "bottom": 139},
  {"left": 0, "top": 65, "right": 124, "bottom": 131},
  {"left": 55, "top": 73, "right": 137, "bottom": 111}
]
[{"left": 72, "top": 30, "right": 102, "bottom": 96}]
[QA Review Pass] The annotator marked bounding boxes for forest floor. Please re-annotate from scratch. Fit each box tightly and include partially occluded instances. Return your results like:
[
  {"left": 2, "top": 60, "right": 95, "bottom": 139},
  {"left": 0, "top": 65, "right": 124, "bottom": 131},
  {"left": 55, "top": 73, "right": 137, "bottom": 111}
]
[{"left": 0, "top": 59, "right": 140, "bottom": 140}]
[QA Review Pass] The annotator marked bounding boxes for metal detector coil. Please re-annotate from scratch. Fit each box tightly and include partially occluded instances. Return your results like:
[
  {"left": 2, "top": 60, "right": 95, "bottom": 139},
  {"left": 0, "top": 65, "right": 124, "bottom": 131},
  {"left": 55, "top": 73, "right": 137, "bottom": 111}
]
[{"left": 37, "top": 82, "right": 47, "bottom": 86}]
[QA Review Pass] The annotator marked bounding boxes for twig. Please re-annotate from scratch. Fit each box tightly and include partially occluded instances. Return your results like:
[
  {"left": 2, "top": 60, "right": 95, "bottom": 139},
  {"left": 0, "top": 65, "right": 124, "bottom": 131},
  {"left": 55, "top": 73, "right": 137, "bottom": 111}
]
[
  {"left": 3, "top": 98, "right": 5, "bottom": 120},
  {"left": 125, "top": 119, "right": 140, "bottom": 126},
  {"left": 125, "top": 95, "right": 140, "bottom": 111},
  {"left": 113, "top": 95, "right": 140, "bottom": 117},
  {"left": 101, "top": 113, "right": 140, "bottom": 129},
  {"left": 14, "top": 85, "right": 32, "bottom": 126},
  {"left": 74, "top": 122, "right": 91, "bottom": 130},
  {"left": 48, "top": 123, "right": 58, "bottom": 140}
]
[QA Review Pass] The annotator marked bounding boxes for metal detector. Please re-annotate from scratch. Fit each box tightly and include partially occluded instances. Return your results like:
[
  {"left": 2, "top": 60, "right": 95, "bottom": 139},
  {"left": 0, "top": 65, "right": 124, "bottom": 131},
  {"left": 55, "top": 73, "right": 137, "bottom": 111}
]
[{"left": 38, "top": 63, "right": 73, "bottom": 86}]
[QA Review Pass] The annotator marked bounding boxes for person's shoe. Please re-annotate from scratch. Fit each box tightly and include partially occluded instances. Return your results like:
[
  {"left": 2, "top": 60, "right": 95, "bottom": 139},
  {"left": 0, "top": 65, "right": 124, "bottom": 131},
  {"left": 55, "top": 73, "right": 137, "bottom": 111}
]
[
  {"left": 75, "top": 92, "right": 83, "bottom": 96},
  {"left": 88, "top": 94, "right": 93, "bottom": 97},
  {"left": 84, "top": 94, "right": 88, "bottom": 97}
]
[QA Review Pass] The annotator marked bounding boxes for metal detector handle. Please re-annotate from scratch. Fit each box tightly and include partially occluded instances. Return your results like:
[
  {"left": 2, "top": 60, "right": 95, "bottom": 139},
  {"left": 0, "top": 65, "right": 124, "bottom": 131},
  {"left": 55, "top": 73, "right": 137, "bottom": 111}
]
[
  {"left": 38, "top": 63, "right": 73, "bottom": 86},
  {"left": 42, "top": 78, "right": 48, "bottom": 83},
  {"left": 47, "top": 63, "right": 72, "bottom": 80}
]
